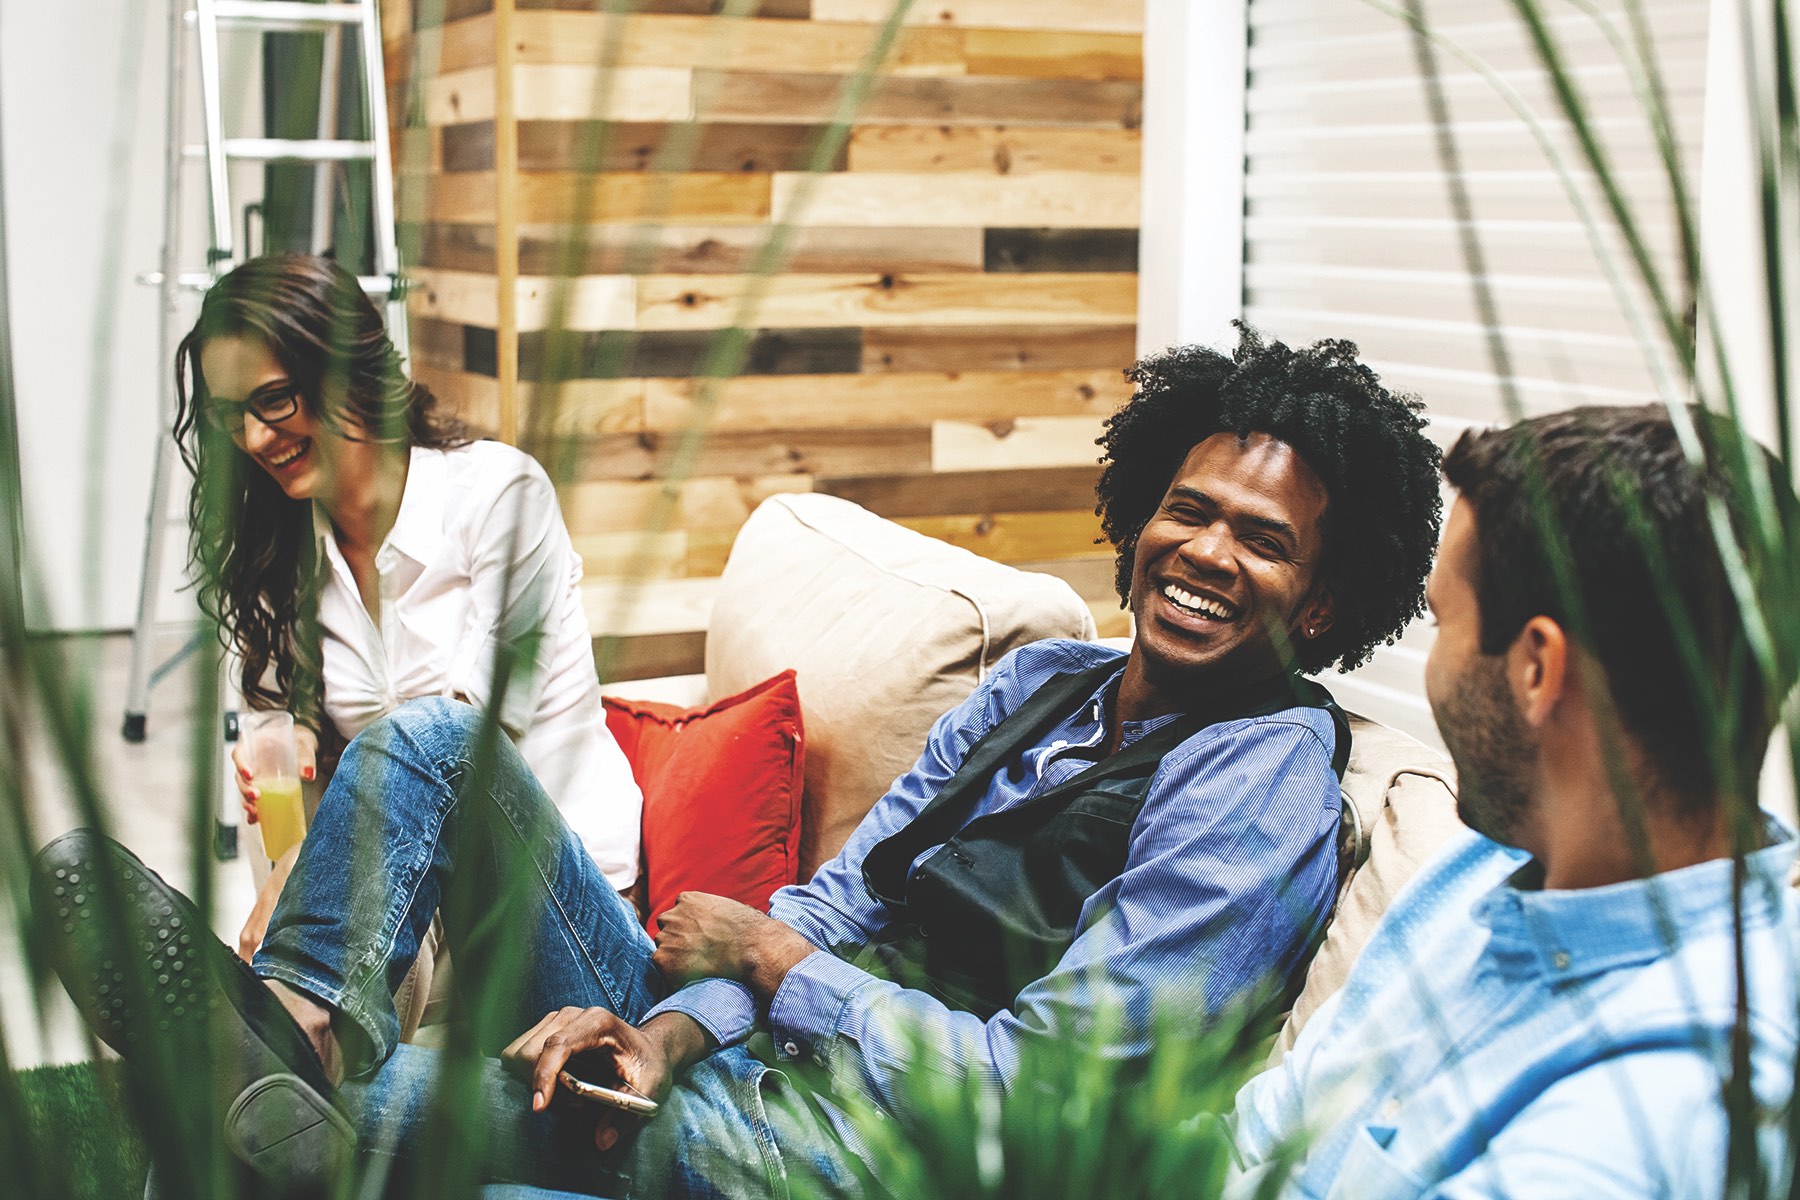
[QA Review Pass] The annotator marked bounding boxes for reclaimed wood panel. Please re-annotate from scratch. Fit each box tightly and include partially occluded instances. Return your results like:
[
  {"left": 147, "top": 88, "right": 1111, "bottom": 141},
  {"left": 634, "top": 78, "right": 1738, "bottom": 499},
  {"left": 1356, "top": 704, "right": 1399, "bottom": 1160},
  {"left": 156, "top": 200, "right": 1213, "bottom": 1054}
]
[
  {"left": 516, "top": 273, "right": 639, "bottom": 330},
  {"left": 511, "top": 11, "right": 964, "bottom": 77},
  {"left": 563, "top": 427, "right": 937, "bottom": 482},
  {"left": 862, "top": 324, "right": 1136, "bottom": 373},
  {"left": 520, "top": 326, "right": 864, "bottom": 378},
  {"left": 961, "top": 29, "right": 1142, "bottom": 80},
  {"left": 635, "top": 272, "right": 1138, "bottom": 331},
  {"left": 434, "top": 13, "right": 499, "bottom": 73},
  {"left": 516, "top": 65, "right": 696, "bottom": 122},
  {"left": 584, "top": 577, "right": 720, "bottom": 640},
  {"left": 429, "top": 171, "right": 772, "bottom": 223},
  {"left": 408, "top": 268, "right": 640, "bottom": 330},
  {"left": 770, "top": 172, "right": 1139, "bottom": 228},
  {"left": 592, "top": 629, "right": 711, "bottom": 685},
  {"left": 409, "top": 315, "right": 470, "bottom": 373},
  {"left": 420, "top": 222, "right": 499, "bottom": 272},
  {"left": 846, "top": 125, "right": 1141, "bottom": 173},
  {"left": 573, "top": 529, "right": 690, "bottom": 579},
  {"left": 984, "top": 228, "right": 1140, "bottom": 272},
  {"left": 931, "top": 415, "right": 1109, "bottom": 471},
  {"left": 423, "top": 66, "right": 499, "bottom": 126},
  {"left": 517, "top": 377, "right": 646, "bottom": 437},
  {"left": 389, "top": 2, "right": 1143, "bottom": 671},
  {"left": 811, "top": 0, "right": 1143, "bottom": 35},
  {"left": 407, "top": 267, "right": 503, "bottom": 326},
  {"left": 532, "top": 225, "right": 985, "bottom": 275},
  {"left": 701, "top": 70, "right": 1142, "bottom": 128},
  {"left": 441, "top": 121, "right": 497, "bottom": 173},
  {"left": 562, "top": 475, "right": 810, "bottom": 534},
  {"left": 412, "top": 363, "right": 503, "bottom": 433},
  {"left": 427, "top": 66, "right": 696, "bottom": 125},
  {"left": 897, "top": 510, "right": 1107, "bottom": 563},
  {"left": 418, "top": 0, "right": 494, "bottom": 29},
  {"left": 421, "top": 222, "right": 985, "bottom": 275},
  {"left": 641, "top": 368, "right": 1131, "bottom": 431},
  {"left": 815, "top": 465, "right": 1098, "bottom": 518},
  {"left": 496, "top": 121, "right": 844, "bottom": 173},
  {"left": 1003, "top": 554, "right": 1127, "bottom": 636},
  {"left": 520, "top": 0, "right": 813, "bottom": 19}
]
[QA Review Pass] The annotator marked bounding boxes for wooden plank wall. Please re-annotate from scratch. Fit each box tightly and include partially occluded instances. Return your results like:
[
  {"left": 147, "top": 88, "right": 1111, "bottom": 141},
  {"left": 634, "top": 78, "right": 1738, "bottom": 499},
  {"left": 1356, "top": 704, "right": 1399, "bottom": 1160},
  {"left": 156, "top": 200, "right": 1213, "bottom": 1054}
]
[{"left": 383, "top": 0, "right": 1143, "bottom": 677}]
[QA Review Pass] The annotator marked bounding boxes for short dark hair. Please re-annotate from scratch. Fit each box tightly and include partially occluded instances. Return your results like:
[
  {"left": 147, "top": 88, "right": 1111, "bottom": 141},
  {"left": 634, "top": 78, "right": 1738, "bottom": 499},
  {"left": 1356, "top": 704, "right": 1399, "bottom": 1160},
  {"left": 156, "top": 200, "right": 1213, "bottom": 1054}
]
[
  {"left": 1096, "top": 323, "right": 1443, "bottom": 673},
  {"left": 1442, "top": 403, "right": 1799, "bottom": 800}
]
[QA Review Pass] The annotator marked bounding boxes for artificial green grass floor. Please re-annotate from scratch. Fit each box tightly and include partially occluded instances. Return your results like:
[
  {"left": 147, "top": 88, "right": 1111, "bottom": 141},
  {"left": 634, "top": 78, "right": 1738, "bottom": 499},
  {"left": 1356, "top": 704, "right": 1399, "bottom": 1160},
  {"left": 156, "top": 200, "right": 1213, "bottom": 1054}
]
[{"left": 12, "top": 1062, "right": 149, "bottom": 1200}]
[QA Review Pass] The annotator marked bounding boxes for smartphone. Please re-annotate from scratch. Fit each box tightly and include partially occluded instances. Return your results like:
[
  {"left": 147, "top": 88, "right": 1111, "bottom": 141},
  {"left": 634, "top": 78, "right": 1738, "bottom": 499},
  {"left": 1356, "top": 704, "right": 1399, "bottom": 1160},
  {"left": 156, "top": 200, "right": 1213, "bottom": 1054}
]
[{"left": 557, "top": 1070, "right": 660, "bottom": 1116}]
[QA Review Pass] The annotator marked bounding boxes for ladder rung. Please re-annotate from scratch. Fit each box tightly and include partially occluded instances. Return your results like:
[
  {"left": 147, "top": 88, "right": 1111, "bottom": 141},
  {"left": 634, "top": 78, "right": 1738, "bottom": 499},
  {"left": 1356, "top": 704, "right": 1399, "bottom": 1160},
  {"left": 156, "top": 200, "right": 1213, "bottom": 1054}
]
[
  {"left": 138, "top": 271, "right": 401, "bottom": 298},
  {"left": 219, "top": 138, "right": 376, "bottom": 162},
  {"left": 130, "top": 270, "right": 219, "bottom": 292},
  {"left": 210, "top": 1, "right": 366, "bottom": 31}
]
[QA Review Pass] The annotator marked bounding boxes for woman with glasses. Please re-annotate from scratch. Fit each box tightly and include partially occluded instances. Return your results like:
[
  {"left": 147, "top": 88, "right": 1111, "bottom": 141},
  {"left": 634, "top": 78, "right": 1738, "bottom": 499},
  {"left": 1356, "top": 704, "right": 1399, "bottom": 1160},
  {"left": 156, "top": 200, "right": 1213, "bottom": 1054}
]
[{"left": 174, "top": 254, "right": 642, "bottom": 968}]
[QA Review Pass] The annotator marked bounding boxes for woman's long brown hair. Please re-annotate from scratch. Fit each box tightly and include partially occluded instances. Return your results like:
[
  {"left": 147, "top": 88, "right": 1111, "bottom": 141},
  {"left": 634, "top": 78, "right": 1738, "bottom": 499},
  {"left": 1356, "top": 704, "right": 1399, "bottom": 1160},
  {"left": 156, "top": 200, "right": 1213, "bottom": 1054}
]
[{"left": 172, "top": 254, "right": 471, "bottom": 729}]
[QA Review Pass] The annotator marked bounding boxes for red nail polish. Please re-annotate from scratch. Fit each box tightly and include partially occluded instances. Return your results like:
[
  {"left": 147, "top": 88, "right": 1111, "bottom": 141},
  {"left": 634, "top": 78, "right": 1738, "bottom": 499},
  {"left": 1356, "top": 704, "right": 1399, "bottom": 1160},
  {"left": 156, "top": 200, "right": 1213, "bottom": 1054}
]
[{"left": 301, "top": 766, "right": 315, "bottom": 781}]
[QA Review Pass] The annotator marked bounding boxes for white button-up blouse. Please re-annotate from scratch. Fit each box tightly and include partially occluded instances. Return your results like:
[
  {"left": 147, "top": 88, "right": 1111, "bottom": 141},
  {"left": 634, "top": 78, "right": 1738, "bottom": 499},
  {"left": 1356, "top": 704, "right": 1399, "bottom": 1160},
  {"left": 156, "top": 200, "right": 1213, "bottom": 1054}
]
[{"left": 314, "top": 440, "right": 641, "bottom": 887}]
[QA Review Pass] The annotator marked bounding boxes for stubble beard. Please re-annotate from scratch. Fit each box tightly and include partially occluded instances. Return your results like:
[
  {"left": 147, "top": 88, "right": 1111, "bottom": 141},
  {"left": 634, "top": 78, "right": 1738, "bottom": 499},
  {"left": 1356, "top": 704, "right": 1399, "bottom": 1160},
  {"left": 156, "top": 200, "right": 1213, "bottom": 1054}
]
[{"left": 1436, "top": 654, "right": 1536, "bottom": 847}]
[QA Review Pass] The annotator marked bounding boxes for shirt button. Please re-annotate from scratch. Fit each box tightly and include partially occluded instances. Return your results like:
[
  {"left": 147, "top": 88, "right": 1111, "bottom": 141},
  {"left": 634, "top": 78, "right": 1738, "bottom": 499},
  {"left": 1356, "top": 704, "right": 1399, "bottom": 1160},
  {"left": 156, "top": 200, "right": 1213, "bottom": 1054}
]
[
  {"left": 1553, "top": 951, "right": 1571, "bottom": 970},
  {"left": 783, "top": 1041, "right": 800, "bottom": 1057}
]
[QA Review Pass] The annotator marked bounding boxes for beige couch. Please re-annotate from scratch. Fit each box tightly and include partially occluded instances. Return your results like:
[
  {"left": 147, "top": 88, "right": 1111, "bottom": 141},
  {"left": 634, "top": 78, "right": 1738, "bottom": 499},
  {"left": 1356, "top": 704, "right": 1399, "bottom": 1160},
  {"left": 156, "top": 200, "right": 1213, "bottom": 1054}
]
[{"left": 607, "top": 492, "right": 1467, "bottom": 1051}]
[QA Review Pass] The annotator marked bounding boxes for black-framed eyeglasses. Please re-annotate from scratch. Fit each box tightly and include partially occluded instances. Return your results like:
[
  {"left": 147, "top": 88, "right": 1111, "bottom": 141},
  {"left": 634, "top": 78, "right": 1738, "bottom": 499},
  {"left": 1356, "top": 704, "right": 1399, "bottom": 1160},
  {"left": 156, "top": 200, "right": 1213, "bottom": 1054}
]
[{"left": 202, "top": 384, "right": 302, "bottom": 440}]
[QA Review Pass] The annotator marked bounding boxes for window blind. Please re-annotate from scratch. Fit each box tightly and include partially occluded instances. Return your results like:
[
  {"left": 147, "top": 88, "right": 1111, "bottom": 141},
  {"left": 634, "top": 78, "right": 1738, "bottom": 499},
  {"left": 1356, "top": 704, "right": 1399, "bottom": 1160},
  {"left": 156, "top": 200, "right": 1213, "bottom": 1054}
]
[{"left": 1242, "top": 0, "right": 1711, "bottom": 738}]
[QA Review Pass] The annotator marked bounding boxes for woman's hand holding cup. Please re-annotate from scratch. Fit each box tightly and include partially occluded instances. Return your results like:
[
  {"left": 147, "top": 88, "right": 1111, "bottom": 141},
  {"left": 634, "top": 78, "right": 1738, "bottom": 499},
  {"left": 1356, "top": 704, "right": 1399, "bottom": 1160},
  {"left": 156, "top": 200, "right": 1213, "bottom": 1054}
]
[{"left": 235, "top": 715, "right": 316, "bottom": 863}]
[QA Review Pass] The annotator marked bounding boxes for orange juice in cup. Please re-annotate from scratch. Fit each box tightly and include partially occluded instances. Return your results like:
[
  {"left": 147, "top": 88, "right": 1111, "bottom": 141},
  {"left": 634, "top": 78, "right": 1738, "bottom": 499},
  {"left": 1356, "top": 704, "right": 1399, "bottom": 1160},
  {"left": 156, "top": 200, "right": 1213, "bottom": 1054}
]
[{"left": 243, "top": 712, "right": 306, "bottom": 859}]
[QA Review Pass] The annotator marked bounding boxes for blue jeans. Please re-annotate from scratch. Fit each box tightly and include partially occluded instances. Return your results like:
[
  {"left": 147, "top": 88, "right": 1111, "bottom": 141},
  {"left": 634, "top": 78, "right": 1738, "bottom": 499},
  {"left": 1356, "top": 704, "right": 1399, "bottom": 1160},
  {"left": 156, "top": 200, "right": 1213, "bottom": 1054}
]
[{"left": 253, "top": 698, "right": 863, "bottom": 1199}]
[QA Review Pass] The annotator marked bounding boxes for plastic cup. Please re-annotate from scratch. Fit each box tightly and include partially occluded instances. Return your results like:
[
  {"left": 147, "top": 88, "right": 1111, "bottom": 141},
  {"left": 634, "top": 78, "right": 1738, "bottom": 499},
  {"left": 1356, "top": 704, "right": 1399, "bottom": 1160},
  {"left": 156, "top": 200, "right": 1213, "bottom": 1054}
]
[{"left": 243, "top": 711, "right": 305, "bottom": 860}]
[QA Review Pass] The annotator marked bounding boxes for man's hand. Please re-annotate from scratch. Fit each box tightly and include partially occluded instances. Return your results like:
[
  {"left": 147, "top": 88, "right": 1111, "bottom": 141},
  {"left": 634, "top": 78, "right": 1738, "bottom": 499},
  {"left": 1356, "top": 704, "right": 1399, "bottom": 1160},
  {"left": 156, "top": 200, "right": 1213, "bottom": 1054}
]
[
  {"left": 501, "top": 1008, "right": 706, "bottom": 1151},
  {"left": 653, "top": 892, "right": 819, "bottom": 1004}
]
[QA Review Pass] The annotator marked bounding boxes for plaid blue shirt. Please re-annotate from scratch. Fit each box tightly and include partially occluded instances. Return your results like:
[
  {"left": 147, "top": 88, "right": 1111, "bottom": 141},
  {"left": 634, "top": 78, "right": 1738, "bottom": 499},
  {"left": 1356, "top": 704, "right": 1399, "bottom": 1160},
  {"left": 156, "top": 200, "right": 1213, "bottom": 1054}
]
[
  {"left": 646, "top": 639, "right": 1342, "bottom": 1119},
  {"left": 1232, "top": 826, "right": 1800, "bottom": 1198}
]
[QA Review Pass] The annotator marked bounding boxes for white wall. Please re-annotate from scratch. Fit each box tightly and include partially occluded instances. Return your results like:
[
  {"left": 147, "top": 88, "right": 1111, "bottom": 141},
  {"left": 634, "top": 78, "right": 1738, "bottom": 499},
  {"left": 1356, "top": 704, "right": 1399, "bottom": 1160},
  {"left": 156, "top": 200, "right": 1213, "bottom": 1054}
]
[
  {"left": 1137, "top": 0, "right": 1246, "bottom": 359},
  {"left": 2, "top": 1, "right": 266, "bottom": 633}
]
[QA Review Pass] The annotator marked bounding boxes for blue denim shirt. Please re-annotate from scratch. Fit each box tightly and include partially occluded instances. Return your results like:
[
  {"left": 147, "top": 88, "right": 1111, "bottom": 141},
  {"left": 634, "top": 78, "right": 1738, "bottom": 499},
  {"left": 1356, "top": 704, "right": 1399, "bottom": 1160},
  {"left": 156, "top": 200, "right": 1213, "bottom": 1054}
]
[
  {"left": 1231, "top": 826, "right": 1800, "bottom": 1198},
  {"left": 645, "top": 638, "right": 1342, "bottom": 1118}
]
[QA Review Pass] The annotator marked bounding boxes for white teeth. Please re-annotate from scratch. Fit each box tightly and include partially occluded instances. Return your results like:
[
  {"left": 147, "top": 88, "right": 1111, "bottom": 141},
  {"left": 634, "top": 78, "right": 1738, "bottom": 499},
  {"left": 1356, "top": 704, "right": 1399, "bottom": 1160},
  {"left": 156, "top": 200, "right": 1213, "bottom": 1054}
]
[
  {"left": 267, "top": 442, "right": 307, "bottom": 468},
  {"left": 1163, "top": 583, "right": 1234, "bottom": 620}
]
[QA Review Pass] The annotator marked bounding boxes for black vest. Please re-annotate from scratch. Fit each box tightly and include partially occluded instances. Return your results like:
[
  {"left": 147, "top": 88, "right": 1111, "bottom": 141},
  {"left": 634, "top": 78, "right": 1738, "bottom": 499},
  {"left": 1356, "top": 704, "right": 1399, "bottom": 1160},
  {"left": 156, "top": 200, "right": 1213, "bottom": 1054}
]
[{"left": 855, "top": 663, "right": 1350, "bottom": 1020}]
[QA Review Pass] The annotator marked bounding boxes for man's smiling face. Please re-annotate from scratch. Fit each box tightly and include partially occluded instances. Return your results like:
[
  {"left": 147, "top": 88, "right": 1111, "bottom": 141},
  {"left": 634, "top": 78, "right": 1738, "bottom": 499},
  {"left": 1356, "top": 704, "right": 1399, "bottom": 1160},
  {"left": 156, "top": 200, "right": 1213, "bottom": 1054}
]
[{"left": 1120, "top": 431, "right": 1334, "bottom": 718}]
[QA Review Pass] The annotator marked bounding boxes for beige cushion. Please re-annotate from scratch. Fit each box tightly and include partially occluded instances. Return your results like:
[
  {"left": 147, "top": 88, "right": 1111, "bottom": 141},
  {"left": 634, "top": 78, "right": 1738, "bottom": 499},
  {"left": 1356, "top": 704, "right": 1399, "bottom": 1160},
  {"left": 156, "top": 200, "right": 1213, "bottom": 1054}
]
[
  {"left": 706, "top": 493, "right": 1098, "bottom": 879},
  {"left": 1271, "top": 712, "right": 1465, "bottom": 1060}
]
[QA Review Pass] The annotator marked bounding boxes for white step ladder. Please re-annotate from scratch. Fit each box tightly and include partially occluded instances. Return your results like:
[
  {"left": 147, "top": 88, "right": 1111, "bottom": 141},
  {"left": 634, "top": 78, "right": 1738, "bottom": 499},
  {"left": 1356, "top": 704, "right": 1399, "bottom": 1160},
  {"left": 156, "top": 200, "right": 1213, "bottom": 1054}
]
[{"left": 122, "top": 0, "right": 407, "bottom": 757}]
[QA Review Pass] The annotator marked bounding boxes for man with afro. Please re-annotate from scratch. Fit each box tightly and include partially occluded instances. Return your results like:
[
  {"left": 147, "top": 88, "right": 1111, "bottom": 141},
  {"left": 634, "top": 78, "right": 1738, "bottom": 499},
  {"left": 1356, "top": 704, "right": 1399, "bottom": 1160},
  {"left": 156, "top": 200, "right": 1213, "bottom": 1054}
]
[{"left": 41, "top": 324, "right": 1444, "bottom": 1198}]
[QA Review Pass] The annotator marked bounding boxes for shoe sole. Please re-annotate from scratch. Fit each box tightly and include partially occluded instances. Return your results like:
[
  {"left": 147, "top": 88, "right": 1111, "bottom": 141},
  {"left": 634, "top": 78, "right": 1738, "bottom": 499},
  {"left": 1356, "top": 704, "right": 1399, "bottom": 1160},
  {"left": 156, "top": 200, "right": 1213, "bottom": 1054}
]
[{"left": 34, "top": 830, "right": 354, "bottom": 1194}]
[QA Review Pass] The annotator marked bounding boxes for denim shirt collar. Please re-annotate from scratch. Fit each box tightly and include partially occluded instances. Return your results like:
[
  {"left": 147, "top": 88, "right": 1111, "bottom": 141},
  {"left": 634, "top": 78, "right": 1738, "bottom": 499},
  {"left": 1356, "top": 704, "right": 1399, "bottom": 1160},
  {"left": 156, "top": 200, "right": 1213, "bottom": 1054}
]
[{"left": 1472, "top": 819, "right": 1797, "bottom": 981}]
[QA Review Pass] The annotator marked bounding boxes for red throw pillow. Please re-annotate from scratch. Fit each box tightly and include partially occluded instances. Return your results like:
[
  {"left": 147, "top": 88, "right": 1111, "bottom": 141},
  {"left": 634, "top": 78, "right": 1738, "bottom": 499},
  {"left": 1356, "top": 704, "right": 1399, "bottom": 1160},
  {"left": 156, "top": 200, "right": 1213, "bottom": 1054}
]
[{"left": 602, "top": 671, "right": 805, "bottom": 936}]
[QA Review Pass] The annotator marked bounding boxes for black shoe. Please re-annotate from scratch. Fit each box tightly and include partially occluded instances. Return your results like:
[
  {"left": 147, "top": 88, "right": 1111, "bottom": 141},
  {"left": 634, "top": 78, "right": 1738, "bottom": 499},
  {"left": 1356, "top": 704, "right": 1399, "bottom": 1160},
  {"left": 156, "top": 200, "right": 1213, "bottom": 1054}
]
[{"left": 33, "top": 829, "right": 354, "bottom": 1195}]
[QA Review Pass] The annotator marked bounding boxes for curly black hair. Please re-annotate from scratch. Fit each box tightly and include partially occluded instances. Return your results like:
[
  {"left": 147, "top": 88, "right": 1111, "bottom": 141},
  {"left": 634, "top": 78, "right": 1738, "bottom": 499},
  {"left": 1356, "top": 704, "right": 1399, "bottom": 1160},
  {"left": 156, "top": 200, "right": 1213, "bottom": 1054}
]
[{"left": 1096, "top": 323, "right": 1443, "bottom": 673}]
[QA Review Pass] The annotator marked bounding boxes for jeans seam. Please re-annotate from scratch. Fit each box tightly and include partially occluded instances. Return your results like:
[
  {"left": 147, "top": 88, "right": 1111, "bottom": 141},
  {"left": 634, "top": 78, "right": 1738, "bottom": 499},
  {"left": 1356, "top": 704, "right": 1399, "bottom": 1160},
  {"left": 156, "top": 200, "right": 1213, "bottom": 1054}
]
[
  {"left": 335, "top": 762, "right": 459, "bottom": 1053},
  {"left": 753, "top": 1065, "right": 792, "bottom": 1199},
  {"left": 461, "top": 747, "right": 636, "bottom": 1018}
]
